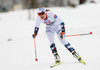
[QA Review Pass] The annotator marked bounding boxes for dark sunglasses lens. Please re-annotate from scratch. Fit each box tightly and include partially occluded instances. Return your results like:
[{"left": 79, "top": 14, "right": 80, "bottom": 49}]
[
  {"left": 38, "top": 12, "right": 45, "bottom": 16},
  {"left": 41, "top": 12, "right": 44, "bottom": 15},
  {"left": 38, "top": 13, "right": 40, "bottom": 16}
]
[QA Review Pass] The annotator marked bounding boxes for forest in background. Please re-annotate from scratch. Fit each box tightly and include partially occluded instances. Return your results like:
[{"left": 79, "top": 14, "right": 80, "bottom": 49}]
[{"left": 0, "top": 0, "right": 93, "bottom": 12}]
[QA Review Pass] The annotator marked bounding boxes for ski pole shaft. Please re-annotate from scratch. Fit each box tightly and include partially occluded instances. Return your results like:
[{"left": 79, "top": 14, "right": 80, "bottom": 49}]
[
  {"left": 66, "top": 32, "right": 93, "bottom": 37},
  {"left": 33, "top": 38, "right": 38, "bottom": 61}
]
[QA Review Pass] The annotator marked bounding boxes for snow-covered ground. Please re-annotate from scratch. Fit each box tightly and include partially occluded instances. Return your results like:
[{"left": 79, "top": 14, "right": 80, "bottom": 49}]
[{"left": 0, "top": 3, "right": 100, "bottom": 70}]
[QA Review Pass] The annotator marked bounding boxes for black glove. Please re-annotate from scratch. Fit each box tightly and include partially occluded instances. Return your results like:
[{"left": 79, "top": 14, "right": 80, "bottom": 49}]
[
  {"left": 32, "top": 27, "right": 39, "bottom": 39},
  {"left": 60, "top": 22, "right": 66, "bottom": 40},
  {"left": 59, "top": 32, "right": 65, "bottom": 40},
  {"left": 32, "top": 33, "right": 37, "bottom": 38}
]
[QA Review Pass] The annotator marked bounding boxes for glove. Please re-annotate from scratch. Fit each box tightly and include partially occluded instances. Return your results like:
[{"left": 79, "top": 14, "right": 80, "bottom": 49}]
[
  {"left": 32, "top": 33, "right": 37, "bottom": 39},
  {"left": 59, "top": 32, "right": 65, "bottom": 40},
  {"left": 60, "top": 22, "right": 66, "bottom": 40},
  {"left": 32, "top": 27, "right": 39, "bottom": 39}
]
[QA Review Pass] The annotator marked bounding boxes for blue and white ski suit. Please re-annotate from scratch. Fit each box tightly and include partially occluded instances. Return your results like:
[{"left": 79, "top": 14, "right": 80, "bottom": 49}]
[{"left": 35, "top": 11, "right": 74, "bottom": 52}]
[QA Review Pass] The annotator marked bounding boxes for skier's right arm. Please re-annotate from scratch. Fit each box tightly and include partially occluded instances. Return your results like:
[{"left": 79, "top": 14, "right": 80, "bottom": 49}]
[
  {"left": 32, "top": 27, "right": 39, "bottom": 38},
  {"left": 32, "top": 17, "right": 41, "bottom": 38}
]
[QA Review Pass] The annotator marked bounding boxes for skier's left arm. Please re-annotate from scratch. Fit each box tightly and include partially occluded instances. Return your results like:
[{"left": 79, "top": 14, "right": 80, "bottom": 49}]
[{"left": 60, "top": 22, "right": 66, "bottom": 40}]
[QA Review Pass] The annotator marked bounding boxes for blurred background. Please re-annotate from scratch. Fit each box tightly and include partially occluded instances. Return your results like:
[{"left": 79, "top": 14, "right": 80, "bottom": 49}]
[{"left": 0, "top": 0, "right": 99, "bottom": 12}]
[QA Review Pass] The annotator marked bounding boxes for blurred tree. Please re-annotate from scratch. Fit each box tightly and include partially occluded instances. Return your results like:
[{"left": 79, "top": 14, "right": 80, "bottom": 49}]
[
  {"left": 0, "top": 0, "right": 4, "bottom": 7},
  {"left": 29, "top": 0, "right": 39, "bottom": 8},
  {"left": 67, "top": 0, "right": 79, "bottom": 7},
  {"left": 79, "top": 0, "right": 87, "bottom": 4},
  {"left": 24, "top": 0, "right": 30, "bottom": 9},
  {"left": 13, "top": 0, "right": 16, "bottom": 5},
  {"left": 42, "top": 0, "right": 49, "bottom": 7},
  {"left": 24, "top": 0, "right": 39, "bottom": 20},
  {"left": 67, "top": 0, "right": 76, "bottom": 7},
  {"left": 48, "top": 0, "right": 55, "bottom": 7},
  {"left": 0, "top": 0, "right": 89, "bottom": 11}
]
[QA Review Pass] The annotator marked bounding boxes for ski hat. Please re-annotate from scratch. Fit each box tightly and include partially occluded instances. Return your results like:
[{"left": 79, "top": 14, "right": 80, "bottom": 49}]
[{"left": 37, "top": 8, "right": 46, "bottom": 13}]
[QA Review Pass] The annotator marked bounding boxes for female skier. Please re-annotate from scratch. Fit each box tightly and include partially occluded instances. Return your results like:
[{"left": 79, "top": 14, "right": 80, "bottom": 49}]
[{"left": 33, "top": 8, "right": 83, "bottom": 63}]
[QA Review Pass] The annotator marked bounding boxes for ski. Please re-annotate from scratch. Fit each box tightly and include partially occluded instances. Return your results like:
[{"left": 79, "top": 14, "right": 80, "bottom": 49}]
[
  {"left": 73, "top": 54, "right": 86, "bottom": 65},
  {"left": 78, "top": 56, "right": 86, "bottom": 65},
  {"left": 79, "top": 59, "right": 86, "bottom": 65},
  {"left": 50, "top": 61, "right": 64, "bottom": 68}
]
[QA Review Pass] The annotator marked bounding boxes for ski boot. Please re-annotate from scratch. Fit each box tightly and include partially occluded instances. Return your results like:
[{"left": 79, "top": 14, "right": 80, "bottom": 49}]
[
  {"left": 71, "top": 50, "right": 82, "bottom": 61},
  {"left": 53, "top": 52, "right": 60, "bottom": 63},
  {"left": 71, "top": 50, "right": 86, "bottom": 64}
]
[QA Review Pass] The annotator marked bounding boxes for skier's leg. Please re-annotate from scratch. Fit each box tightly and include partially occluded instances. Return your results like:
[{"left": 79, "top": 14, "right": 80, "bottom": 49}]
[
  {"left": 46, "top": 29, "right": 55, "bottom": 45},
  {"left": 57, "top": 32, "right": 75, "bottom": 52},
  {"left": 50, "top": 43, "right": 60, "bottom": 63},
  {"left": 46, "top": 28, "right": 60, "bottom": 63},
  {"left": 54, "top": 24, "right": 74, "bottom": 52},
  {"left": 57, "top": 33, "right": 81, "bottom": 60},
  {"left": 55, "top": 24, "right": 81, "bottom": 60}
]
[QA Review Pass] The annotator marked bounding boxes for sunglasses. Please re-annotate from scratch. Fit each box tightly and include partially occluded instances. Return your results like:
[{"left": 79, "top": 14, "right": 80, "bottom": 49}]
[{"left": 38, "top": 12, "right": 45, "bottom": 16}]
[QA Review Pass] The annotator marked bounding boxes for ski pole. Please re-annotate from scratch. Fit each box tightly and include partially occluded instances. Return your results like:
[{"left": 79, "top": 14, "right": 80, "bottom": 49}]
[
  {"left": 66, "top": 32, "right": 93, "bottom": 37},
  {"left": 33, "top": 38, "right": 38, "bottom": 61}
]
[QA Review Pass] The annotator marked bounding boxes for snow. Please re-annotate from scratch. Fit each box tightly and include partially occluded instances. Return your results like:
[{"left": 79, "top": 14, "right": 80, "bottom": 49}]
[{"left": 0, "top": 3, "right": 100, "bottom": 70}]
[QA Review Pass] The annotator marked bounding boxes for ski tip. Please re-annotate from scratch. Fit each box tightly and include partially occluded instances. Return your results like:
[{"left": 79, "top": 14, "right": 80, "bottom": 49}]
[
  {"left": 50, "top": 66, "right": 52, "bottom": 68},
  {"left": 50, "top": 66, "right": 53, "bottom": 68},
  {"left": 83, "top": 62, "right": 86, "bottom": 65},
  {"left": 81, "top": 60, "right": 86, "bottom": 65}
]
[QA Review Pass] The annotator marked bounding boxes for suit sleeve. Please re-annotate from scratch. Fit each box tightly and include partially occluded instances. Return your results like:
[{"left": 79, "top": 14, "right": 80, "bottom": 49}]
[
  {"left": 35, "top": 17, "right": 41, "bottom": 28},
  {"left": 33, "top": 17, "right": 41, "bottom": 35}
]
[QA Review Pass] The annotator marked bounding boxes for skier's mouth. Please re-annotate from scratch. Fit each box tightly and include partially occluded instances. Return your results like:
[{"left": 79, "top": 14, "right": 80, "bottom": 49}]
[{"left": 41, "top": 17, "right": 44, "bottom": 19}]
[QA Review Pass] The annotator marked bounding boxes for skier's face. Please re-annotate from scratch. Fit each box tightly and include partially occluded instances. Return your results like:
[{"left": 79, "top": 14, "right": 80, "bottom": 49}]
[{"left": 38, "top": 12, "right": 46, "bottom": 19}]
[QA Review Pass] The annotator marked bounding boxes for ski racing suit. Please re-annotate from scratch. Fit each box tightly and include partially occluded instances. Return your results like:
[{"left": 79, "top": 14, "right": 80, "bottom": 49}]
[{"left": 34, "top": 11, "right": 74, "bottom": 53}]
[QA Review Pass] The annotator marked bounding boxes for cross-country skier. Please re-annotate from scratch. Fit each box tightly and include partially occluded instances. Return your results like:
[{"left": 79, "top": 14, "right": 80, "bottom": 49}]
[{"left": 32, "top": 7, "right": 83, "bottom": 63}]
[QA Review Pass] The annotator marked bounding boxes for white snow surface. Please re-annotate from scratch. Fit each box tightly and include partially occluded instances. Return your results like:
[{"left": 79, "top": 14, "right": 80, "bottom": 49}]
[{"left": 0, "top": 3, "right": 100, "bottom": 70}]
